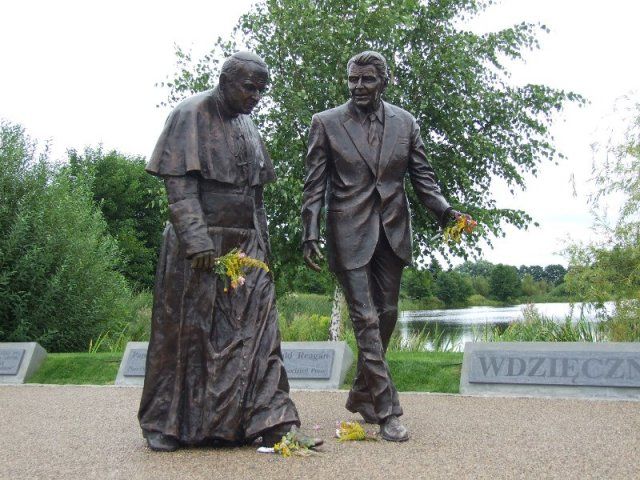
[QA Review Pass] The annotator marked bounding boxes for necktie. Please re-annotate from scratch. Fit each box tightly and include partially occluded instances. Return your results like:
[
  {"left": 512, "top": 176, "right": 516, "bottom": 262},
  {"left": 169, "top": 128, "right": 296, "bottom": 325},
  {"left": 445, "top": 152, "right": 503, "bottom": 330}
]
[{"left": 368, "top": 112, "right": 381, "bottom": 148}]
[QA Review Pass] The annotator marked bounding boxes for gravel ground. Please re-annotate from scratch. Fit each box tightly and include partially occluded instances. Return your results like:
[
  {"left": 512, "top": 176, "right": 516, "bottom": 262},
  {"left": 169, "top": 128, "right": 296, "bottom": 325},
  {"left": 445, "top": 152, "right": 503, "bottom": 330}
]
[{"left": 1, "top": 385, "right": 639, "bottom": 480}]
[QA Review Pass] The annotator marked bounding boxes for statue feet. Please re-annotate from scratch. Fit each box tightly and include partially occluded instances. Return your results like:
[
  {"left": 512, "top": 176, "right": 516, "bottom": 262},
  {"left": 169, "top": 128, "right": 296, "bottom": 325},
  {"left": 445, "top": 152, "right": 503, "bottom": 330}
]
[
  {"left": 144, "top": 431, "right": 179, "bottom": 452},
  {"left": 358, "top": 411, "right": 379, "bottom": 424},
  {"left": 379, "top": 415, "right": 409, "bottom": 442}
]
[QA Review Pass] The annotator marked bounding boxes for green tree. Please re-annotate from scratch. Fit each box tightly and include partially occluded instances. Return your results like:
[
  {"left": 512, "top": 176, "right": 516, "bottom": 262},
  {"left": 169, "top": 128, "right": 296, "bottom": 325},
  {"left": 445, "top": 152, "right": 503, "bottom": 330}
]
[
  {"left": 401, "top": 267, "right": 435, "bottom": 300},
  {"left": 455, "top": 260, "right": 495, "bottom": 278},
  {"left": 282, "top": 264, "right": 334, "bottom": 295},
  {"left": 160, "top": 0, "right": 581, "bottom": 289},
  {"left": 543, "top": 264, "right": 567, "bottom": 286},
  {"left": 65, "top": 148, "right": 166, "bottom": 290},
  {"left": 520, "top": 273, "right": 538, "bottom": 297},
  {"left": 518, "top": 264, "right": 545, "bottom": 281},
  {"left": 471, "top": 275, "right": 491, "bottom": 297},
  {"left": 0, "top": 122, "right": 139, "bottom": 351},
  {"left": 563, "top": 101, "right": 640, "bottom": 340},
  {"left": 428, "top": 257, "right": 443, "bottom": 277},
  {"left": 434, "top": 270, "right": 472, "bottom": 306},
  {"left": 489, "top": 264, "right": 521, "bottom": 301}
]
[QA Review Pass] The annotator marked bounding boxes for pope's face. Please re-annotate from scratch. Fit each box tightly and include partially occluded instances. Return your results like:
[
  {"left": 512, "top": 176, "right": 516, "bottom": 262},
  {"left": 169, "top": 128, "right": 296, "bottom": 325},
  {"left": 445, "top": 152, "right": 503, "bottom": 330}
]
[
  {"left": 221, "top": 64, "right": 269, "bottom": 115},
  {"left": 348, "top": 64, "right": 385, "bottom": 112}
]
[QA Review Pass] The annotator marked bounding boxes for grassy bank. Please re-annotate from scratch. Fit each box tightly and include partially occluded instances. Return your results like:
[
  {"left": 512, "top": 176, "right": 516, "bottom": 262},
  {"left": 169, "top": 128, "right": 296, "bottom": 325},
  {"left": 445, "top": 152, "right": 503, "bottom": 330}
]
[
  {"left": 25, "top": 350, "right": 463, "bottom": 392},
  {"left": 341, "top": 351, "right": 462, "bottom": 393},
  {"left": 27, "top": 352, "right": 122, "bottom": 385}
]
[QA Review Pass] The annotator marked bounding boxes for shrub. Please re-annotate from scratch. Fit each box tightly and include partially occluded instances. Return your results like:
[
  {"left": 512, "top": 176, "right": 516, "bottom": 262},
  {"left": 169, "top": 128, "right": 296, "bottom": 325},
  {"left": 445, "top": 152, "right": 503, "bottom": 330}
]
[
  {"left": 435, "top": 271, "right": 472, "bottom": 307},
  {"left": 467, "top": 294, "right": 500, "bottom": 307},
  {"left": 66, "top": 148, "right": 165, "bottom": 291},
  {"left": 604, "top": 300, "right": 640, "bottom": 342},
  {"left": 0, "top": 122, "right": 138, "bottom": 351},
  {"left": 277, "top": 292, "right": 332, "bottom": 324},
  {"left": 279, "top": 313, "right": 330, "bottom": 342}
]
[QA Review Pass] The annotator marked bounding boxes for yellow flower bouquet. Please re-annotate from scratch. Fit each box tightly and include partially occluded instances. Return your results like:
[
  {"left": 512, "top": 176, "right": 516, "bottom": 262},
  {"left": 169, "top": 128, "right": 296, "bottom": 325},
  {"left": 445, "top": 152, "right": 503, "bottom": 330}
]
[
  {"left": 213, "top": 248, "right": 269, "bottom": 292},
  {"left": 443, "top": 214, "right": 478, "bottom": 244}
]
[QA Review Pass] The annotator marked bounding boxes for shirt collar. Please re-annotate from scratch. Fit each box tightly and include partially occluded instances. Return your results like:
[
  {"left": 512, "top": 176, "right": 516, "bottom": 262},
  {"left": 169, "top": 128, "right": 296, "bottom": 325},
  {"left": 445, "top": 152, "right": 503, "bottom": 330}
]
[
  {"left": 369, "top": 102, "right": 384, "bottom": 124},
  {"left": 348, "top": 100, "right": 384, "bottom": 124}
]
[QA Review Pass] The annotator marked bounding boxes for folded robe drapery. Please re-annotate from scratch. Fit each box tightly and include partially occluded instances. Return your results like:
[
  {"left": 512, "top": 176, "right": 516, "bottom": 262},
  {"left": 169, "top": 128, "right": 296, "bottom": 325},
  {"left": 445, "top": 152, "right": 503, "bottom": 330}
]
[{"left": 138, "top": 89, "right": 299, "bottom": 445}]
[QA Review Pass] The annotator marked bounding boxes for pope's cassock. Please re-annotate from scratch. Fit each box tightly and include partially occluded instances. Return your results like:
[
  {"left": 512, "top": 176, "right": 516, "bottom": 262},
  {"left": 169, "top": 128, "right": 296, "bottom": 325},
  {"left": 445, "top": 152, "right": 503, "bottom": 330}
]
[{"left": 138, "top": 87, "right": 300, "bottom": 445}]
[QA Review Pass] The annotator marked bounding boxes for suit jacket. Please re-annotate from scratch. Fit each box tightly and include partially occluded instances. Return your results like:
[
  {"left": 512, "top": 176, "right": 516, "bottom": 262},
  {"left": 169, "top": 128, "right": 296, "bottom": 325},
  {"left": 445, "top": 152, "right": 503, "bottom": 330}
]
[{"left": 301, "top": 101, "right": 452, "bottom": 272}]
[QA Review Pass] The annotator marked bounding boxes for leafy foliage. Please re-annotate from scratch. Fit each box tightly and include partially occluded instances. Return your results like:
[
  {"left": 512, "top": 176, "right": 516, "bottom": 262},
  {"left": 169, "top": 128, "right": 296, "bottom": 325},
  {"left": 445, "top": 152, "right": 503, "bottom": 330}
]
[
  {"left": 279, "top": 313, "right": 330, "bottom": 342},
  {"left": 489, "top": 263, "right": 521, "bottom": 301},
  {"left": 434, "top": 270, "right": 473, "bottom": 306},
  {"left": 563, "top": 99, "right": 640, "bottom": 338},
  {"left": 520, "top": 273, "right": 549, "bottom": 297},
  {"left": 0, "top": 122, "right": 139, "bottom": 351},
  {"left": 401, "top": 266, "right": 435, "bottom": 300},
  {"left": 65, "top": 148, "right": 165, "bottom": 290},
  {"left": 160, "top": 0, "right": 582, "bottom": 286}
]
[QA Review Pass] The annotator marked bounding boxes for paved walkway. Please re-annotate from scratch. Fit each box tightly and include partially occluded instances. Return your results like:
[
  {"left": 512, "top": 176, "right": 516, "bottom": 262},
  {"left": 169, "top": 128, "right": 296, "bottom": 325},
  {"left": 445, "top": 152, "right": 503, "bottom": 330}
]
[{"left": 1, "top": 385, "right": 639, "bottom": 479}]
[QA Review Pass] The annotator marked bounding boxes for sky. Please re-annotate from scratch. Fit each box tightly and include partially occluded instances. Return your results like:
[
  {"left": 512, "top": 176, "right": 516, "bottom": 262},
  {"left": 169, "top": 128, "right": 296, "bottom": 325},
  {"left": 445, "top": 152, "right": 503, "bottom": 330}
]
[{"left": 1, "top": 0, "right": 638, "bottom": 267}]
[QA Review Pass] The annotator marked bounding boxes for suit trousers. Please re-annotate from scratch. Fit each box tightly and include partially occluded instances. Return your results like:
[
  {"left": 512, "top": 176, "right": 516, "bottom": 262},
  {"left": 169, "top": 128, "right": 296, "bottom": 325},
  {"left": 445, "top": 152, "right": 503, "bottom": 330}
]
[{"left": 336, "top": 227, "right": 405, "bottom": 423}]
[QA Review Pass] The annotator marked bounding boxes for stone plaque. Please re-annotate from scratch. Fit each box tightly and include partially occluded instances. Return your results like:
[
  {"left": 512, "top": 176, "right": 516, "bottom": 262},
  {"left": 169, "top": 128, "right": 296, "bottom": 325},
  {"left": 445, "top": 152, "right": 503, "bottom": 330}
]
[
  {"left": 461, "top": 342, "right": 640, "bottom": 400},
  {"left": 0, "top": 343, "right": 47, "bottom": 384},
  {"left": 115, "top": 342, "right": 150, "bottom": 386},
  {"left": 469, "top": 350, "right": 640, "bottom": 388},
  {"left": 283, "top": 341, "right": 354, "bottom": 390},
  {"left": 282, "top": 349, "right": 335, "bottom": 379},
  {"left": 0, "top": 349, "right": 25, "bottom": 375},
  {"left": 123, "top": 348, "right": 147, "bottom": 377}
]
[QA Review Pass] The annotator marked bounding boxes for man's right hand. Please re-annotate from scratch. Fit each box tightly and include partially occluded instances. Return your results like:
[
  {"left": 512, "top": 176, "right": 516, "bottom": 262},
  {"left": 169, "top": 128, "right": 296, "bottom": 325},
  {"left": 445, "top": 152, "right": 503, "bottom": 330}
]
[
  {"left": 303, "top": 240, "right": 324, "bottom": 272},
  {"left": 191, "top": 250, "right": 217, "bottom": 270}
]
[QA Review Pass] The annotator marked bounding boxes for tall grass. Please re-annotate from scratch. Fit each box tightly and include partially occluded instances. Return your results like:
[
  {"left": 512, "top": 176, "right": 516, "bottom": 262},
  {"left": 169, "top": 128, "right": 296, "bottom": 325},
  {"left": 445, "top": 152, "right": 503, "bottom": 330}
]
[
  {"left": 277, "top": 292, "right": 333, "bottom": 324},
  {"left": 477, "top": 304, "right": 607, "bottom": 343},
  {"left": 604, "top": 300, "right": 640, "bottom": 341},
  {"left": 387, "top": 325, "right": 460, "bottom": 352},
  {"left": 279, "top": 314, "right": 330, "bottom": 342},
  {"left": 88, "top": 291, "right": 153, "bottom": 353},
  {"left": 277, "top": 292, "right": 333, "bottom": 342}
]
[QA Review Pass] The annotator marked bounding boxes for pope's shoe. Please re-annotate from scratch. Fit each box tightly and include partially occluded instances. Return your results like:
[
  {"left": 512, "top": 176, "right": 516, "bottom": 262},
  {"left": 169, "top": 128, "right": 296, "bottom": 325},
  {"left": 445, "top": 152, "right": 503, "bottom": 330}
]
[
  {"left": 379, "top": 415, "right": 409, "bottom": 442},
  {"left": 144, "top": 431, "right": 179, "bottom": 452}
]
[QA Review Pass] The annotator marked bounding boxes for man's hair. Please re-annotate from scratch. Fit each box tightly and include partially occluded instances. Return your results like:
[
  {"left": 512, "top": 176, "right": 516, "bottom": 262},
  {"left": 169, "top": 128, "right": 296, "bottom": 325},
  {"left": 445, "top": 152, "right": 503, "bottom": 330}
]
[
  {"left": 220, "top": 51, "right": 269, "bottom": 80},
  {"left": 347, "top": 51, "right": 390, "bottom": 83}
]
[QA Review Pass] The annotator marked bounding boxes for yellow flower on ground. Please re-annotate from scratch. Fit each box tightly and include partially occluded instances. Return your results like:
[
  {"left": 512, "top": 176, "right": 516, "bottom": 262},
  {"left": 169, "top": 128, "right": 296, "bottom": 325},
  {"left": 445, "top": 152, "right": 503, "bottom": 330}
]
[
  {"left": 272, "top": 431, "right": 314, "bottom": 458},
  {"left": 335, "top": 421, "right": 377, "bottom": 442}
]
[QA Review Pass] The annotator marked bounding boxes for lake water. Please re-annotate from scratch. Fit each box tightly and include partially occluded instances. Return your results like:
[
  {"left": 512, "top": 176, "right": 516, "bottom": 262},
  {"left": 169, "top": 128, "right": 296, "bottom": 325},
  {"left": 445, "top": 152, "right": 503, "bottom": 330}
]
[{"left": 398, "top": 302, "right": 612, "bottom": 352}]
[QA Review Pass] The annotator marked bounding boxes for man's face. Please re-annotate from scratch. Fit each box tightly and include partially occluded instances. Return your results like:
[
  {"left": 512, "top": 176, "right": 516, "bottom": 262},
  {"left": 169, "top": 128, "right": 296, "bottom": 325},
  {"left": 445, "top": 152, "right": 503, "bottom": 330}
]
[
  {"left": 348, "top": 64, "right": 385, "bottom": 112},
  {"left": 221, "top": 63, "right": 269, "bottom": 115}
]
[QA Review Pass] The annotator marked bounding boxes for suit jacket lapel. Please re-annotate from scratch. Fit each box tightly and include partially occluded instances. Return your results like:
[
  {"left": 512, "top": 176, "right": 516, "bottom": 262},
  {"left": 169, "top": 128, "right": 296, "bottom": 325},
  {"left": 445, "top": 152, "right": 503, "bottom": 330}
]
[
  {"left": 378, "top": 102, "right": 398, "bottom": 177},
  {"left": 342, "top": 107, "right": 377, "bottom": 176}
]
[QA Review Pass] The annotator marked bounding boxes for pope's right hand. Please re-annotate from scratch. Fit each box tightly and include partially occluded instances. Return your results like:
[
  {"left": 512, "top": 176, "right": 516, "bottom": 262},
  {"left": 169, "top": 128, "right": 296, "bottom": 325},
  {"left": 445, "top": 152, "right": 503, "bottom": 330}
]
[
  {"left": 303, "top": 240, "right": 324, "bottom": 272},
  {"left": 191, "top": 250, "right": 217, "bottom": 270}
]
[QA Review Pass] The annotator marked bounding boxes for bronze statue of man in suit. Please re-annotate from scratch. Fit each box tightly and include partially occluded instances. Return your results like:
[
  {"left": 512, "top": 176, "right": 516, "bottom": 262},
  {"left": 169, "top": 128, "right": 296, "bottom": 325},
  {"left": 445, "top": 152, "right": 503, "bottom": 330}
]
[{"left": 301, "top": 51, "right": 466, "bottom": 441}]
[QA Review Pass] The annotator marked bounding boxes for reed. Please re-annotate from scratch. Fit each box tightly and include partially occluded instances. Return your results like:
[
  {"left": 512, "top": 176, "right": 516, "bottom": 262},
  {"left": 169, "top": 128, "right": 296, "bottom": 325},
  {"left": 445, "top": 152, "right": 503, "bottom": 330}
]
[{"left": 478, "top": 304, "right": 607, "bottom": 343}]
